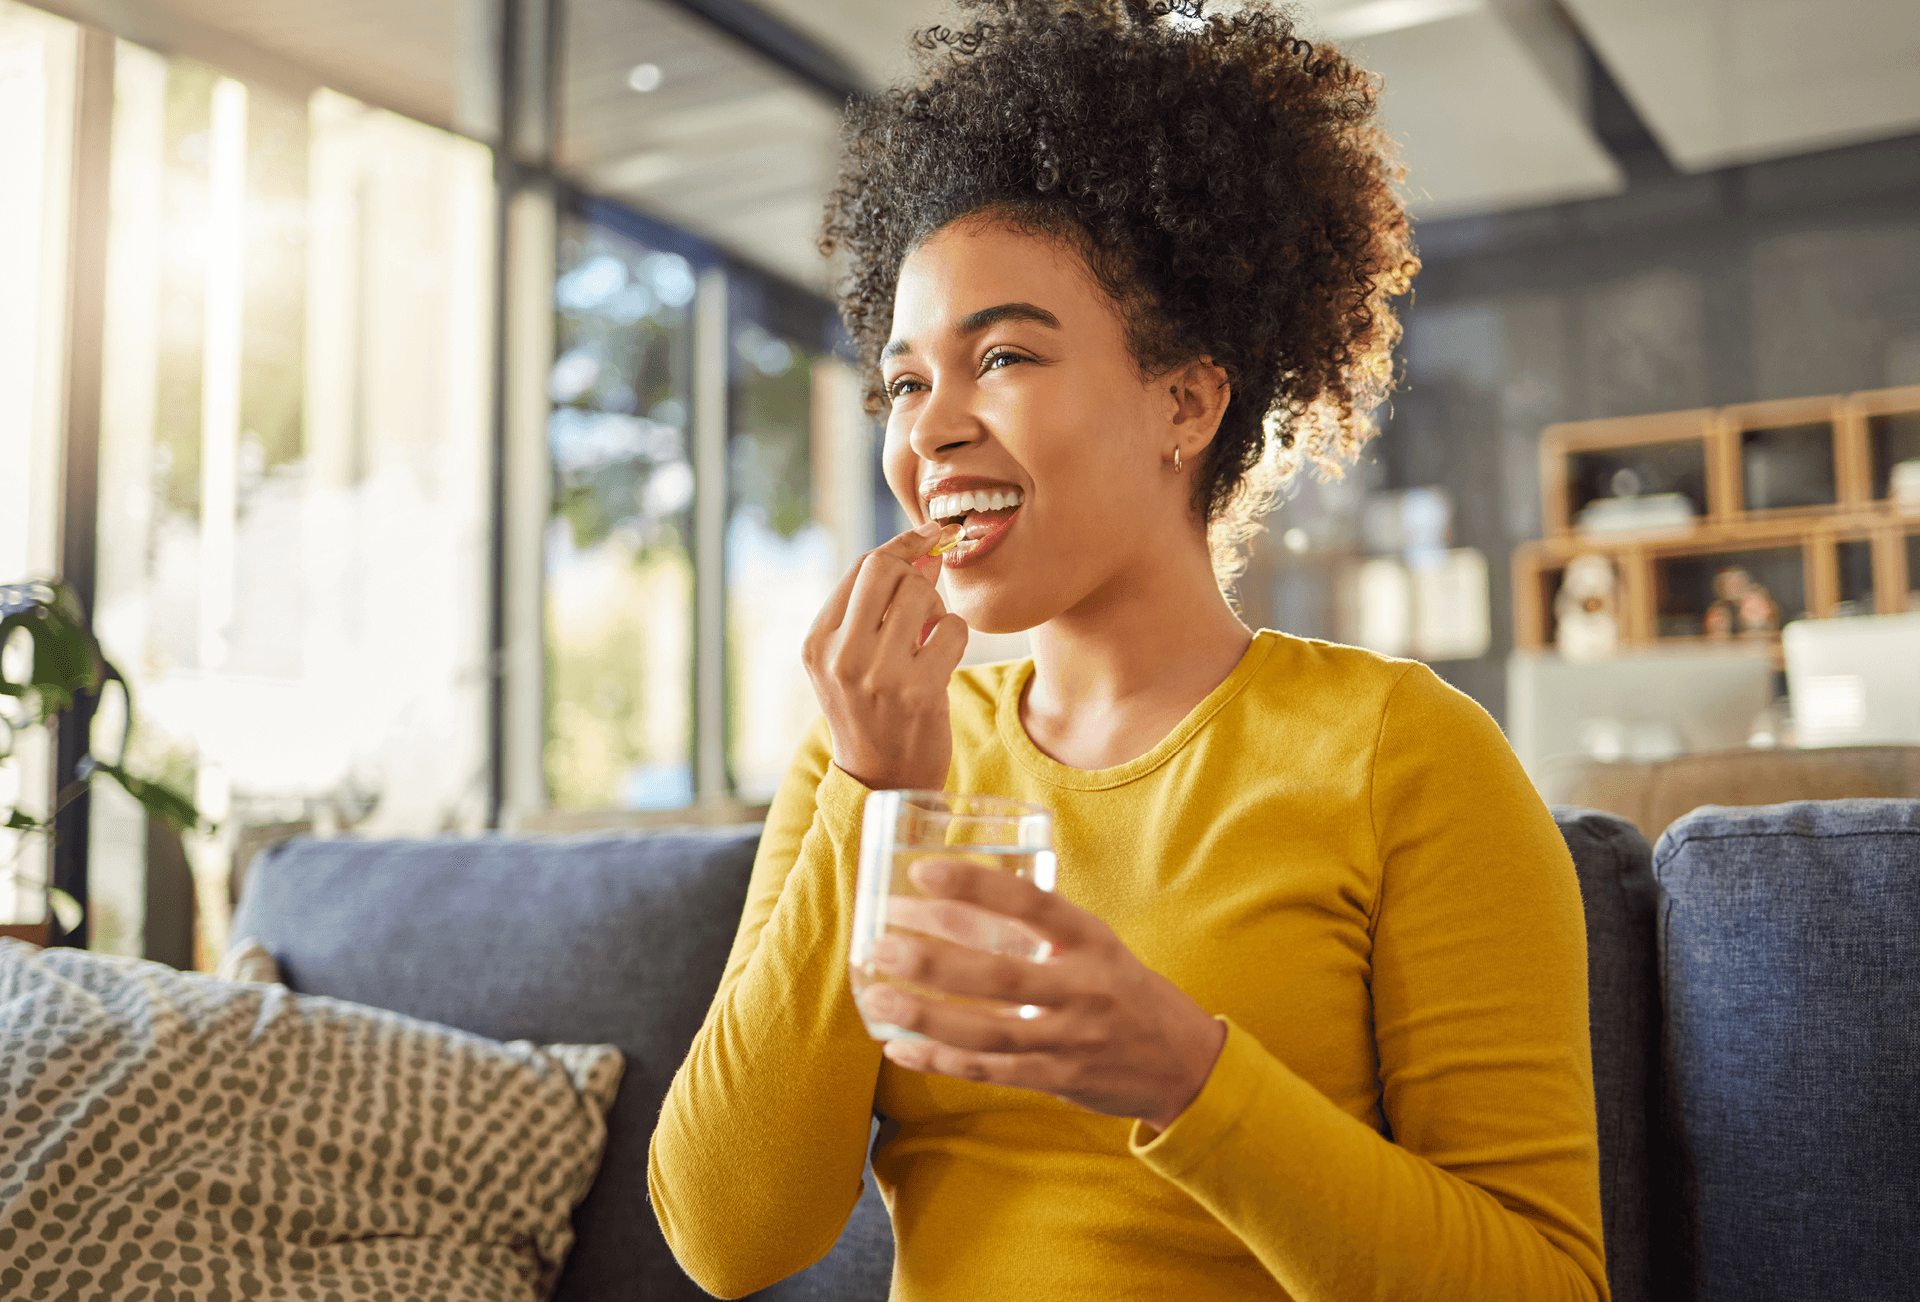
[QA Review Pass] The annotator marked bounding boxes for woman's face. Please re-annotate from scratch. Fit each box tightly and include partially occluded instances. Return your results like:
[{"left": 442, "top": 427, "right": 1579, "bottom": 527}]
[{"left": 881, "top": 219, "right": 1208, "bottom": 634}]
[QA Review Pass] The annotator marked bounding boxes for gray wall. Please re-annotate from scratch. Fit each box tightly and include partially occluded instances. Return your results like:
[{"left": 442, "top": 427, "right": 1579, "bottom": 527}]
[{"left": 1373, "top": 130, "right": 1920, "bottom": 722}]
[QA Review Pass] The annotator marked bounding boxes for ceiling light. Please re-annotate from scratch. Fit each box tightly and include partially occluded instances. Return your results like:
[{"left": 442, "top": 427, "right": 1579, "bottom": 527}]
[{"left": 626, "top": 63, "right": 663, "bottom": 93}]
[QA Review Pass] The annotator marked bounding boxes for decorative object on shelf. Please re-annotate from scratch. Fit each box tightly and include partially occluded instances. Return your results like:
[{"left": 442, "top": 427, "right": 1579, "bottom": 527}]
[
  {"left": 1575, "top": 468, "right": 1697, "bottom": 536},
  {"left": 1554, "top": 554, "right": 1620, "bottom": 662},
  {"left": 1704, "top": 567, "right": 1779, "bottom": 640},
  {"left": 1893, "top": 458, "right": 1920, "bottom": 513},
  {"left": 1575, "top": 493, "right": 1697, "bottom": 536},
  {"left": 1, "top": 581, "right": 207, "bottom": 937},
  {"left": 1712, "top": 564, "right": 1781, "bottom": 641}
]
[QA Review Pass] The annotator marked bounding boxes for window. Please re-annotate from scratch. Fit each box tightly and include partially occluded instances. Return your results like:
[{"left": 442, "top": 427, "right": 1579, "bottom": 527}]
[
  {"left": 725, "top": 279, "right": 839, "bottom": 802},
  {"left": 0, "top": 0, "right": 76, "bottom": 930},
  {"left": 12, "top": 0, "right": 880, "bottom": 959},
  {"left": 542, "top": 199, "right": 868, "bottom": 814},
  {"left": 88, "top": 49, "right": 495, "bottom": 962},
  {"left": 544, "top": 213, "right": 699, "bottom": 810}
]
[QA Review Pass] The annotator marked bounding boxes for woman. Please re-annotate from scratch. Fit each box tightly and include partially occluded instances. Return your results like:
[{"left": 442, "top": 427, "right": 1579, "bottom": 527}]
[{"left": 649, "top": 3, "right": 1608, "bottom": 1299}]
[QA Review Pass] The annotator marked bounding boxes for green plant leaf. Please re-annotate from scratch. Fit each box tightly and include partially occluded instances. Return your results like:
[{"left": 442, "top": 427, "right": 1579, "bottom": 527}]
[
  {"left": 3, "top": 583, "right": 196, "bottom": 852},
  {"left": 90, "top": 760, "right": 206, "bottom": 834},
  {"left": 0, "top": 612, "right": 37, "bottom": 701},
  {"left": 0, "top": 582, "right": 102, "bottom": 717},
  {"left": 47, "top": 885, "right": 83, "bottom": 933}
]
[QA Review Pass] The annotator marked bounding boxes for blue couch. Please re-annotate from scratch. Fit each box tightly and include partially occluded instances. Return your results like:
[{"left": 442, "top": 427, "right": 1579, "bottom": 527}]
[{"left": 230, "top": 799, "right": 1920, "bottom": 1302}]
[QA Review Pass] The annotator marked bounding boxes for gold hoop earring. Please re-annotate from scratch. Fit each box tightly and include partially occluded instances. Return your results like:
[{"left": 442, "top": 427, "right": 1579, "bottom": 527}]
[{"left": 1173, "top": 447, "right": 1183, "bottom": 473}]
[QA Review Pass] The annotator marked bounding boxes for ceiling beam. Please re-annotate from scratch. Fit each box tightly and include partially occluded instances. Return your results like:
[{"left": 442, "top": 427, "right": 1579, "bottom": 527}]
[{"left": 653, "top": 0, "right": 868, "bottom": 104}]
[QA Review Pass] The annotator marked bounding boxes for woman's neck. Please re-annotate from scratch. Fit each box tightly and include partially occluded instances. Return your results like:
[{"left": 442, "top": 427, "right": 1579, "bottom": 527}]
[{"left": 1020, "top": 538, "right": 1253, "bottom": 771}]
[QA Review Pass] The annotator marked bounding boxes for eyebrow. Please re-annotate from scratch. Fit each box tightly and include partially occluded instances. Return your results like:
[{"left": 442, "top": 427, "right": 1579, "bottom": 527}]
[{"left": 882, "top": 301, "right": 1062, "bottom": 361}]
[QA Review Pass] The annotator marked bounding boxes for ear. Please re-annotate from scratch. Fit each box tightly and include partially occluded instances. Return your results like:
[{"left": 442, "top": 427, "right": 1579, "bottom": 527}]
[{"left": 1164, "top": 357, "right": 1231, "bottom": 458}]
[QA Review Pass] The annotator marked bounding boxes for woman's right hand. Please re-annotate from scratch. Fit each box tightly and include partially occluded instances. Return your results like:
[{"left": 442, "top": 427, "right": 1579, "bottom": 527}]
[{"left": 803, "top": 521, "right": 969, "bottom": 792}]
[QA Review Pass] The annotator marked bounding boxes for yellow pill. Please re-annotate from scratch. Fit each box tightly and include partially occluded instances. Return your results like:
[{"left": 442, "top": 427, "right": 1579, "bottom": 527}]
[{"left": 928, "top": 523, "right": 965, "bottom": 556}]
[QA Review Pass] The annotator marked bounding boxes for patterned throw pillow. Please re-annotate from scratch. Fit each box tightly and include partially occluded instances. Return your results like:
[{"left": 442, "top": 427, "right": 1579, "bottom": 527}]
[{"left": 0, "top": 939, "right": 622, "bottom": 1301}]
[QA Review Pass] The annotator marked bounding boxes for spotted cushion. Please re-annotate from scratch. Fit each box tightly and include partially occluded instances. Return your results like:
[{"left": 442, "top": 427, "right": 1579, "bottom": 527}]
[{"left": 0, "top": 940, "right": 622, "bottom": 1301}]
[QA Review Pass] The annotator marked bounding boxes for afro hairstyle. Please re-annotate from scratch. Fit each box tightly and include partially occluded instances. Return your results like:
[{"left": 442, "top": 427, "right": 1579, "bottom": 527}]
[{"left": 820, "top": 0, "right": 1419, "bottom": 580}]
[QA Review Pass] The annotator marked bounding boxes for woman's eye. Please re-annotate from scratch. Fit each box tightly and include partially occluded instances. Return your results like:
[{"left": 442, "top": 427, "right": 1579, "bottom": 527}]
[
  {"left": 887, "top": 376, "right": 924, "bottom": 399},
  {"left": 982, "top": 350, "right": 1026, "bottom": 373}
]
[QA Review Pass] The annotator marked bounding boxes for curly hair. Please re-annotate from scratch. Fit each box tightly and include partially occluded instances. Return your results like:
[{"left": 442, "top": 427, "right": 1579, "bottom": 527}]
[{"left": 820, "top": 0, "right": 1418, "bottom": 581}]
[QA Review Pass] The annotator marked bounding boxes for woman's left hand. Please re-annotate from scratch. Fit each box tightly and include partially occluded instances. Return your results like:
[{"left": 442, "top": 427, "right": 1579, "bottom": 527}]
[{"left": 862, "top": 857, "right": 1227, "bottom": 1133}]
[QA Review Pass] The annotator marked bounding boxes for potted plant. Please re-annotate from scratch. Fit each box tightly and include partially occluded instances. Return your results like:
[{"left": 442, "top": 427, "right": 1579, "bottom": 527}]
[{"left": 1, "top": 580, "right": 204, "bottom": 945}]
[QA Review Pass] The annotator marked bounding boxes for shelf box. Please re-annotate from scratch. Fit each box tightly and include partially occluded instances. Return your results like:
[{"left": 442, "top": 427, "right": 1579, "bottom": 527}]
[
  {"left": 1539, "top": 410, "right": 1716, "bottom": 537},
  {"left": 1738, "top": 421, "right": 1837, "bottom": 511},
  {"left": 1720, "top": 396, "right": 1845, "bottom": 515},
  {"left": 1855, "top": 385, "right": 1920, "bottom": 509},
  {"left": 1654, "top": 544, "right": 1807, "bottom": 641},
  {"left": 1836, "top": 539, "right": 1875, "bottom": 613},
  {"left": 1567, "top": 441, "right": 1708, "bottom": 533}
]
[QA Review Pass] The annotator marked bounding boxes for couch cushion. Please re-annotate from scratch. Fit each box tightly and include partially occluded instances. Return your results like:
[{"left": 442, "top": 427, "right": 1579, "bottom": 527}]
[
  {"left": 231, "top": 829, "right": 760, "bottom": 1302},
  {"left": 0, "top": 940, "right": 620, "bottom": 1300},
  {"left": 1653, "top": 799, "right": 1920, "bottom": 1301},
  {"left": 1553, "top": 807, "right": 1658, "bottom": 1302}
]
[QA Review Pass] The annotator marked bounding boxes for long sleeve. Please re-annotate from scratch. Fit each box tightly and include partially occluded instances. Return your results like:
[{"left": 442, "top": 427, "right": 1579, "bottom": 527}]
[
  {"left": 648, "top": 718, "right": 884, "bottom": 1298},
  {"left": 1128, "top": 665, "right": 1610, "bottom": 1301}
]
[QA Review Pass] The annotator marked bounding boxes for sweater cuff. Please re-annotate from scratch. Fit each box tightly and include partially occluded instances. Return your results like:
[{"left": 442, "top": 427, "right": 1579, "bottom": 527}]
[{"left": 1129, "top": 1017, "right": 1265, "bottom": 1180}]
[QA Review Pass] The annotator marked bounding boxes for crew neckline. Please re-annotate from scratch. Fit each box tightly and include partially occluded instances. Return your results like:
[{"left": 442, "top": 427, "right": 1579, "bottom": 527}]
[{"left": 995, "top": 629, "right": 1279, "bottom": 791}]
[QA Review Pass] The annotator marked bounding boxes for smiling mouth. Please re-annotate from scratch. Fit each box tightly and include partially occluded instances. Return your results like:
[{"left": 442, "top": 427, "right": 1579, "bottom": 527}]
[{"left": 925, "top": 486, "right": 1023, "bottom": 560}]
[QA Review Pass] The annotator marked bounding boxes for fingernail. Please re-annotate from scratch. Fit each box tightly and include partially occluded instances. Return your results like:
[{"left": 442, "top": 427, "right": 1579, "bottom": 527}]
[
  {"left": 912, "top": 859, "right": 948, "bottom": 887},
  {"left": 874, "top": 935, "right": 903, "bottom": 967},
  {"left": 913, "top": 519, "right": 942, "bottom": 536},
  {"left": 864, "top": 987, "right": 901, "bottom": 1016}
]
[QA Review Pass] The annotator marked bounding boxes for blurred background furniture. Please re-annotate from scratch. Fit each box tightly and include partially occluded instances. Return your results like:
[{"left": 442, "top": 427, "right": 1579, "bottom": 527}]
[
  {"left": 224, "top": 795, "right": 1920, "bottom": 1302},
  {"left": 1536, "top": 745, "right": 1920, "bottom": 842},
  {"left": 1513, "top": 389, "right": 1920, "bottom": 660},
  {"left": 1782, "top": 611, "right": 1920, "bottom": 745},
  {"left": 1507, "top": 645, "right": 1777, "bottom": 779}
]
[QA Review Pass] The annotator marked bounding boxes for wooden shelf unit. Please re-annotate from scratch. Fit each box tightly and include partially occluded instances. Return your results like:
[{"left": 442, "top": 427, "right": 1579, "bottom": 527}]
[{"left": 1515, "top": 385, "right": 1920, "bottom": 655}]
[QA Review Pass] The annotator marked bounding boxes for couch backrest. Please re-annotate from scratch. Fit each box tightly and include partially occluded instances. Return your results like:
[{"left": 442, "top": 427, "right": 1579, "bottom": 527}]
[
  {"left": 231, "top": 828, "right": 762, "bottom": 1302},
  {"left": 1653, "top": 799, "right": 1920, "bottom": 1302},
  {"left": 231, "top": 809, "right": 1666, "bottom": 1302},
  {"left": 1556, "top": 807, "right": 1660, "bottom": 1302}
]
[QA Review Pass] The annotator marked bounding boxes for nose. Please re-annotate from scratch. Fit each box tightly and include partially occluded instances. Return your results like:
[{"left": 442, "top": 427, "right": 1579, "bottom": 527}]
[{"left": 906, "top": 374, "right": 987, "bottom": 462}]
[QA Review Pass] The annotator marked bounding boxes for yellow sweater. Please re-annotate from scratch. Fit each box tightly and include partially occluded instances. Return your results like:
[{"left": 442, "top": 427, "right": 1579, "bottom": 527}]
[{"left": 649, "top": 631, "right": 1609, "bottom": 1301}]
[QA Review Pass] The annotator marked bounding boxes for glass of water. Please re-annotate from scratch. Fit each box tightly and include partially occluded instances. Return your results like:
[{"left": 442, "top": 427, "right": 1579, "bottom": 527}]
[{"left": 850, "top": 790, "right": 1057, "bottom": 1041}]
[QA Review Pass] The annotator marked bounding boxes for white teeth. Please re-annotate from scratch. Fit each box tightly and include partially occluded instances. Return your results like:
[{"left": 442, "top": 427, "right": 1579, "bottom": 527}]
[{"left": 926, "top": 486, "right": 1023, "bottom": 521}]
